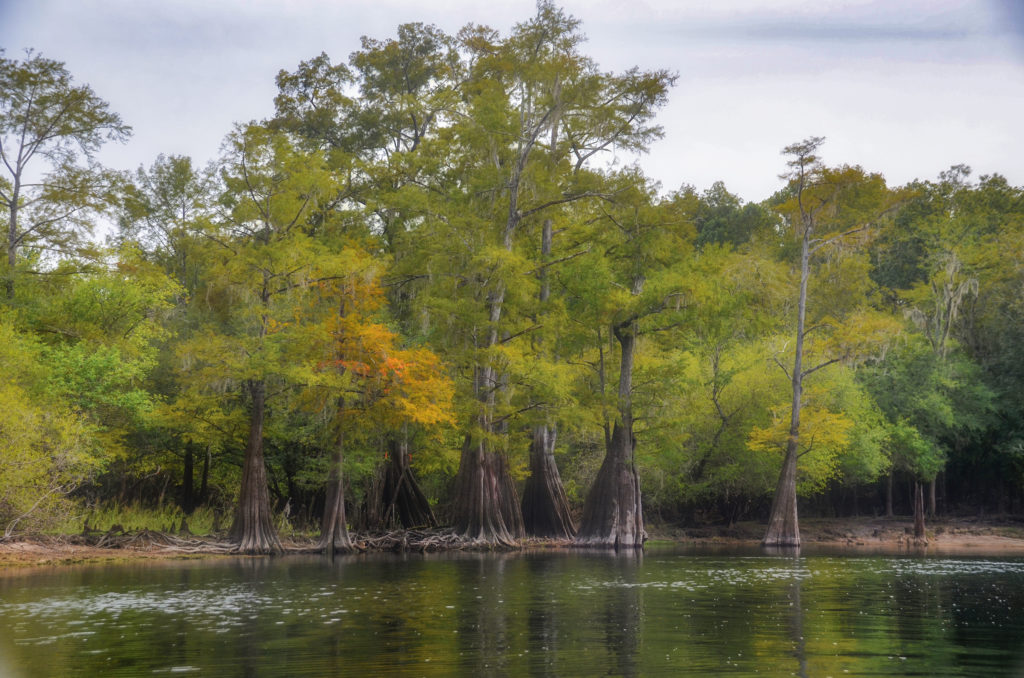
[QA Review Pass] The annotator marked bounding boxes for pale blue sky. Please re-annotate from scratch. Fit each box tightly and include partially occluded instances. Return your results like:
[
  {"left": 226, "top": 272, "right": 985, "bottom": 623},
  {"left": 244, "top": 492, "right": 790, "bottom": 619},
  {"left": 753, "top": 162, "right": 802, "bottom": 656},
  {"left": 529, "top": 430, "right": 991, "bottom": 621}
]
[{"left": 2, "top": 0, "right": 1022, "bottom": 201}]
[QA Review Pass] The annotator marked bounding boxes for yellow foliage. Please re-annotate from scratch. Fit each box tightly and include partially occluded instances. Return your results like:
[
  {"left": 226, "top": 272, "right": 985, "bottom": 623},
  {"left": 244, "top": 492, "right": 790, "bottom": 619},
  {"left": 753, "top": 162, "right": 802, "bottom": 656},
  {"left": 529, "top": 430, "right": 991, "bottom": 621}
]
[{"left": 747, "top": 406, "right": 854, "bottom": 495}]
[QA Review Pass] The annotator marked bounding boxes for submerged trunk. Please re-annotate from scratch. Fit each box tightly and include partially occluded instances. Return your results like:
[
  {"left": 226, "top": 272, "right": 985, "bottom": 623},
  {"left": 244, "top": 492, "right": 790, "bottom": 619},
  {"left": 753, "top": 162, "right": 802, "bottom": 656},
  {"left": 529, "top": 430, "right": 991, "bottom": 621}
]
[
  {"left": 229, "top": 380, "right": 282, "bottom": 554},
  {"left": 913, "top": 481, "right": 926, "bottom": 540},
  {"left": 522, "top": 424, "right": 575, "bottom": 539},
  {"left": 576, "top": 321, "right": 644, "bottom": 549},
  {"left": 453, "top": 434, "right": 524, "bottom": 546}
]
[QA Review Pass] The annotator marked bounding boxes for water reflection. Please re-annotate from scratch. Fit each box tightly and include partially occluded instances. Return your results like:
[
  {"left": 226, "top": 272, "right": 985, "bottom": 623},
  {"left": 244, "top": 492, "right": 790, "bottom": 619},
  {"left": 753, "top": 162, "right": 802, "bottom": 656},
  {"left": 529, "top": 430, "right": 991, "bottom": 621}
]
[
  {"left": 602, "top": 552, "right": 642, "bottom": 678},
  {"left": 1, "top": 549, "right": 1024, "bottom": 677}
]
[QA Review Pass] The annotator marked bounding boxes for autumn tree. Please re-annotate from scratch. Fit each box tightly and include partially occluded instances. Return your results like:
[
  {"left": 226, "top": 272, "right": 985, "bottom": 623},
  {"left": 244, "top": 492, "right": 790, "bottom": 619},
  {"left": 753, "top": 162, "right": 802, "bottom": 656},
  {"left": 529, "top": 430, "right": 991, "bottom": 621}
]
[{"left": 296, "top": 258, "right": 453, "bottom": 553}]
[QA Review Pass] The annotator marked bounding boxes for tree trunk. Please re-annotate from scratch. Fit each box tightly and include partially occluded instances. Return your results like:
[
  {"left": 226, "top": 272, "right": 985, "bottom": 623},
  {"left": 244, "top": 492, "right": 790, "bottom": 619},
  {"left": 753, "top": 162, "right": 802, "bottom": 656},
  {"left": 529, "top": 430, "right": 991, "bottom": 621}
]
[
  {"left": 576, "top": 322, "right": 644, "bottom": 549},
  {"left": 522, "top": 424, "right": 576, "bottom": 539},
  {"left": 453, "top": 433, "right": 524, "bottom": 546},
  {"left": 885, "top": 468, "right": 894, "bottom": 517},
  {"left": 452, "top": 277, "right": 525, "bottom": 545},
  {"left": 576, "top": 420, "right": 644, "bottom": 548},
  {"left": 319, "top": 425, "right": 352, "bottom": 555},
  {"left": 381, "top": 436, "right": 437, "bottom": 529},
  {"left": 913, "top": 481, "right": 926, "bottom": 540},
  {"left": 927, "top": 478, "right": 937, "bottom": 518},
  {"left": 182, "top": 444, "right": 195, "bottom": 515},
  {"left": 763, "top": 229, "right": 810, "bottom": 548},
  {"left": 521, "top": 214, "right": 575, "bottom": 540},
  {"left": 6, "top": 182, "right": 19, "bottom": 299},
  {"left": 763, "top": 437, "right": 800, "bottom": 547},
  {"left": 199, "top": 446, "right": 210, "bottom": 506},
  {"left": 229, "top": 380, "right": 282, "bottom": 554}
]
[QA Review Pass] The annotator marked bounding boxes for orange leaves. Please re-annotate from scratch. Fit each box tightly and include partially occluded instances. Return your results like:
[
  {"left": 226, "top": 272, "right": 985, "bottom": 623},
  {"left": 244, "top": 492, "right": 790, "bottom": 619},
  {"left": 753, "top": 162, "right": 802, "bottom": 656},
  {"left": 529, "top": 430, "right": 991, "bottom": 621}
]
[{"left": 316, "top": 266, "right": 454, "bottom": 433}]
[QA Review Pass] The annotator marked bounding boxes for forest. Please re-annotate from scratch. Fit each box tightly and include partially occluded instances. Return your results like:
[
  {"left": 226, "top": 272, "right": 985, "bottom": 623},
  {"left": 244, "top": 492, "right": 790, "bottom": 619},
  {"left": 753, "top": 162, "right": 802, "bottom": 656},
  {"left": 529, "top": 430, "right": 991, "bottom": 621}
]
[{"left": 1, "top": 3, "right": 1022, "bottom": 554}]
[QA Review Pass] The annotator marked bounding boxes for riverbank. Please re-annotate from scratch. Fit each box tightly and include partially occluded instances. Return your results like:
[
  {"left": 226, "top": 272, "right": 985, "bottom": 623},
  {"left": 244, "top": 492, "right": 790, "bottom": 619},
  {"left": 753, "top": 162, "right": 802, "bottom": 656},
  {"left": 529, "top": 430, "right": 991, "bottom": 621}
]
[
  {"left": 653, "top": 515, "right": 1024, "bottom": 554},
  {"left": 3, "top": 516, "right": 1024, "bottom": 568}
]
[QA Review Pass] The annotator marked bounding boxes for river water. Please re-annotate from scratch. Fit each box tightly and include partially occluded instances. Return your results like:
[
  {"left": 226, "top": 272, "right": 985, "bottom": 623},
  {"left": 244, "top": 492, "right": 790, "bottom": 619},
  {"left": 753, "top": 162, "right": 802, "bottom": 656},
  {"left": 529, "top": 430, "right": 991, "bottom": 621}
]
[{"left": 1, "top": 546, "right": 1023, "bottom": 677}]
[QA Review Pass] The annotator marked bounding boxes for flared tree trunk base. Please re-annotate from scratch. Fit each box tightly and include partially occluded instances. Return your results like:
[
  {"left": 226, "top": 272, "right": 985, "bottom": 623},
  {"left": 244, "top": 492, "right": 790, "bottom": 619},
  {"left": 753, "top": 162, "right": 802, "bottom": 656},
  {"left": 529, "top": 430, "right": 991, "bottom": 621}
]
[
  {"left": 575, "top": 423, "right": 644, "bottom": 550},
  {"left": 382, "top": 439, "right": 438, "bottom": 529},
  {"left": 452, "top": 435, "right": 524, "bottom": 547},
  {"left": 320, "top": 444, "right": 352, "bottom": 556},
  {"left": 359, "top": 439, "right": 437, "bottom": 531},
  {"left": 522, "top": 425, "right": 575, "bottom": 539},
  {"left": 230, "top": 380, "right": 282, "bottom": 555},
  {"left": 763, "top": 442, "right": 800, "bottom": 548}
]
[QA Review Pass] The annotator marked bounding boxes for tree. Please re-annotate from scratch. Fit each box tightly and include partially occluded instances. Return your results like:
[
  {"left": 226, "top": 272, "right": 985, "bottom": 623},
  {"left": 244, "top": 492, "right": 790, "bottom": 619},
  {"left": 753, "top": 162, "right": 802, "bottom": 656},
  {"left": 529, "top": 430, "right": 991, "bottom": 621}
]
[
  {"left": 563, "top": 178, "right": 701, "bottom": 548},
  {"left": 762, "top": 138, "right": 899, "bottom": 547},
  {"left": 0, "top": 50, "right": 130, "bottom": 298},
  {"left": 291, "top": 253, "right": 453, "bottom": 553},
  {"left": 183, "top": 125, "right": 338, "bottom": 553},
  {"left": 399, "top": 2, "right": 675, "bottom": 545}
]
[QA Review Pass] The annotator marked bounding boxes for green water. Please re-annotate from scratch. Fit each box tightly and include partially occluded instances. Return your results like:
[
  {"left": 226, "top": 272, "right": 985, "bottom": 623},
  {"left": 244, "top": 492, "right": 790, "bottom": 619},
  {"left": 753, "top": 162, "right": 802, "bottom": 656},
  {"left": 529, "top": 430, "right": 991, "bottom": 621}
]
[{"left": 1, "top": 547, "right": 1023, "bottom": 677}]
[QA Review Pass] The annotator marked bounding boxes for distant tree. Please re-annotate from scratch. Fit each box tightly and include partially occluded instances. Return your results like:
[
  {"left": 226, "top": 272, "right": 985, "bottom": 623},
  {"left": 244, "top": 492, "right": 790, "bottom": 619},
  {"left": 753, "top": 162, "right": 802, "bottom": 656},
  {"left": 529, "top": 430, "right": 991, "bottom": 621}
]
[{"left": 0, "top": 50, "right": 130, "bottom": 298}]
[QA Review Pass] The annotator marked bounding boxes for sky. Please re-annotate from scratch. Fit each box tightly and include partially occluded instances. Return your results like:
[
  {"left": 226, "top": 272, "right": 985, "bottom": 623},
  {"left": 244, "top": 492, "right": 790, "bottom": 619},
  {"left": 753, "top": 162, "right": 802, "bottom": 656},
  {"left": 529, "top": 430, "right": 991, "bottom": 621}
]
[{"left": 1, "top": 0, "right": 1022, "bottom": 203}]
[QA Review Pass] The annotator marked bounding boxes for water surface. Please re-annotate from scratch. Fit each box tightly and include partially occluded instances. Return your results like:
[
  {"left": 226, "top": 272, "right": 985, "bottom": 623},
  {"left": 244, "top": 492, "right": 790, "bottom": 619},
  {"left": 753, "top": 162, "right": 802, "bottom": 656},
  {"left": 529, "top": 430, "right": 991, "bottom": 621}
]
[{"left": 2, "top": 547, "right": 1023, "bottom": 676}]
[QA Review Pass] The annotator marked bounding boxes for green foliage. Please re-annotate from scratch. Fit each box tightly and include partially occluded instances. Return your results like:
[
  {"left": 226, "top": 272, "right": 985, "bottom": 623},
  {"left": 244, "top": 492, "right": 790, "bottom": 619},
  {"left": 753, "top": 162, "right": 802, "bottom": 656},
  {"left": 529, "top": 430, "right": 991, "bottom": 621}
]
[{"left": 0, "top": 317, "right": 101, "bottom": 535}]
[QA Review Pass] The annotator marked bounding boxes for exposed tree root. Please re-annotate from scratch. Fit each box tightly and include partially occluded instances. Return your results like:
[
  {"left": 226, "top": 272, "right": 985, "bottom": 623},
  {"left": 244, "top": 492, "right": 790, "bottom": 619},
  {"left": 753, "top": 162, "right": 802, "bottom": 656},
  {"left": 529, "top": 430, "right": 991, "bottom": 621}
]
[{"left": 63, "top": 526, "right": 523, "bottom": 556}]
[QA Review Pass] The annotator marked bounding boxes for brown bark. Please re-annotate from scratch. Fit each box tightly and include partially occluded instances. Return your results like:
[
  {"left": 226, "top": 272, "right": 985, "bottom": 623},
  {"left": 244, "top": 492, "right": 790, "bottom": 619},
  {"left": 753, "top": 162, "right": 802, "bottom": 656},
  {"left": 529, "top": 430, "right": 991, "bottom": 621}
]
[
  {"left": 576, "top": 420, "right": 644, "bottom": 548},
  {"left": 522, "top": 424, "right": 576, "bottom": 539},
  {"left": 319, "top": 429, "right": 352, "bottom": 555},
  {"left": 182, "top": 444, "right": 195, "bottom": 514},
  {"left": 379, "top": 437, "right": 437, "bottom": 529},
  {"left": 452, "top": 434, "right": 524, "bottom": 546},
  {"left": 229, "top": 380, "right": 282, "bottom": 554},
  {"left": 885, "top": 468, "right": 894, "bottom": 517},
  {"left": 763, "top": 226, "right": 809, "bottom": 548},
  {"left": 521, "top": 216, "right": 575, "bottom": 540},
  {"left": 763, "top": 438, "right": 801, "bottom": 547},
  {"left": 913, "top": 481, "right": 926, "bottom": 540},
  {"left": 576, "top": 321, "right": 644, "bottom": 549},
  {"left": 928, "top": 478, "right": 937, "bottom": 518}
]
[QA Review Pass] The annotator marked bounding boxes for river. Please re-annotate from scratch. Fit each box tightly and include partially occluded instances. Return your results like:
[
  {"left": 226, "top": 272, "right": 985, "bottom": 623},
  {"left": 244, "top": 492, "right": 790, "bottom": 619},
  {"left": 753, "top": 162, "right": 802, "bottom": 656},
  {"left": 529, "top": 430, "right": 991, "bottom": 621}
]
[{"left": 1, "top": 546, "right": 1023, "bottom": 676}]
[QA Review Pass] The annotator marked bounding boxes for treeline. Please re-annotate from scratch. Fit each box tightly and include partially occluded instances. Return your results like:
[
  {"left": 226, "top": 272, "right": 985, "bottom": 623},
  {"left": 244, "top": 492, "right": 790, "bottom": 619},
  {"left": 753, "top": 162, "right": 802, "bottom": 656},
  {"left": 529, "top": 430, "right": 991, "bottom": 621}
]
[{"left": 1, "top": 3, "right": 1022, "bottom": 551}]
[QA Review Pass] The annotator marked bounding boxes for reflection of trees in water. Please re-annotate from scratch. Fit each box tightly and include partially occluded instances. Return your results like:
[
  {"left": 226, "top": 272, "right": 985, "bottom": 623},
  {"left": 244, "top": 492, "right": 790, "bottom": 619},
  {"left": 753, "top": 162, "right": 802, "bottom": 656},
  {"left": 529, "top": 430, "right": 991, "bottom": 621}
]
[
  {"left": 763, "top": 547, "right": 807, "bottom": 678},
  {"left": 787, "top": 575, "right": 808, "bottom": 678},
  {"left": 525, "top": 553, "right": 563, "bottom": 678},
  {"left": 455, "top": 553, "right": 513, "bottom": 675},
  {"left": 595, "top": 550, "right": 643, "bottom": 677}
]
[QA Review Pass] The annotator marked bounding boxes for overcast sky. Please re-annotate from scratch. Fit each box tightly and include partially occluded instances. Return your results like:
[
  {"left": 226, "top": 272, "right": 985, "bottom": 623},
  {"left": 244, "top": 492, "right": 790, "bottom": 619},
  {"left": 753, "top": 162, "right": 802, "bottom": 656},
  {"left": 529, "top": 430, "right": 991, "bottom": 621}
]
[{"left": 2, "top": 0, "right": 1022, "bottom": 202}]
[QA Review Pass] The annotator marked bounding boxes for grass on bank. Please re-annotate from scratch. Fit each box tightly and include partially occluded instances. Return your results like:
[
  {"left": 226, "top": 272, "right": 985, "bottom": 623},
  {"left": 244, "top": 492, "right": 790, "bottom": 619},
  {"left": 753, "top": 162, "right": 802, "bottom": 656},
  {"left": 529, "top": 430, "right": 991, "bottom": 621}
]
[{"left": 50, "top": 503, "right": 304, "bottom": 539}]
